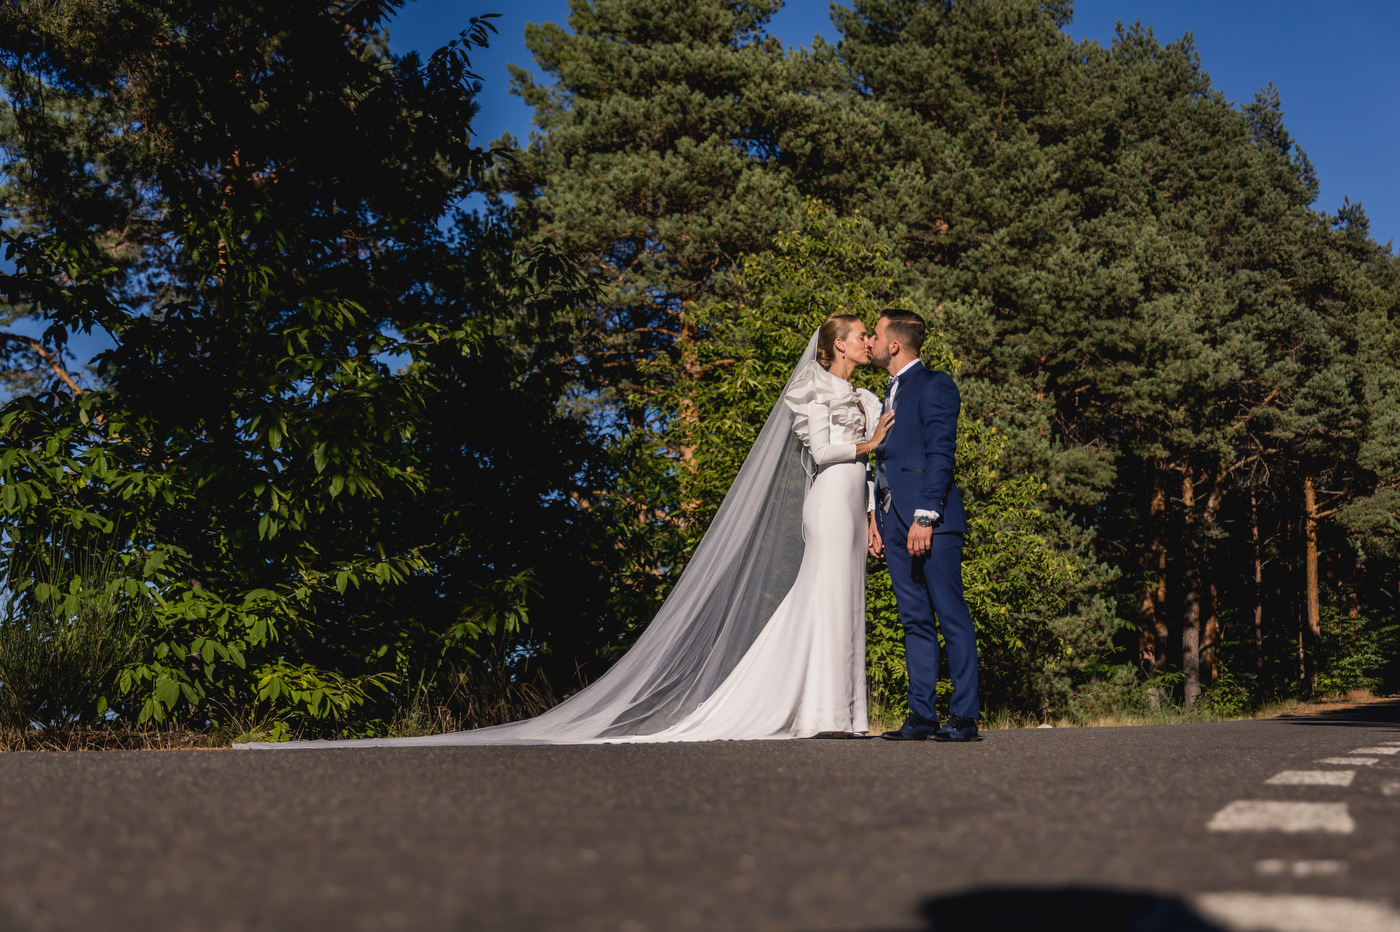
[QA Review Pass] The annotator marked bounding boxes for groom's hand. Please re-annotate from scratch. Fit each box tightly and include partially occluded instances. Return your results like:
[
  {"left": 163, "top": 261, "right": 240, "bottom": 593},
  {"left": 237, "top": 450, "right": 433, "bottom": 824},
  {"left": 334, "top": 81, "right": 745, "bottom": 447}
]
[
  {"left": 867, "top": 515, "right": 883, "bottom": 559},
  {"left": 906, "top": 523, "right": 932, "bottom": 557}
]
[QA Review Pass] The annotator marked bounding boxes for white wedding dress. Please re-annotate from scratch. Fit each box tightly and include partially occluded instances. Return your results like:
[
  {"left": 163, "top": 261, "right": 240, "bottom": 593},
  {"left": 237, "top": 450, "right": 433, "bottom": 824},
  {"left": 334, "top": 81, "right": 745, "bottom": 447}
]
[
  {"left": 631, "top": 361, "right": 879, "bottom": 741},
  {"left": 238, "top": 336, "right": 879, "bottom": 748}
]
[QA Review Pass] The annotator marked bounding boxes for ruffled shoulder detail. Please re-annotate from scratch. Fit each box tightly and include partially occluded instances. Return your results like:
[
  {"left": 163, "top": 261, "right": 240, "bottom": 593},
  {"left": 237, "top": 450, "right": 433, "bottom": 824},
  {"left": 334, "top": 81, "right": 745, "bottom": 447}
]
[
  {"left": 856, "top": 387, "right": 881, "bottom": 441},
  {"left": 783, "top": 360, "right": 848, "bottom": 413},
  {"left": 785, "top": 361, "right": 862, "bottom": 460}
]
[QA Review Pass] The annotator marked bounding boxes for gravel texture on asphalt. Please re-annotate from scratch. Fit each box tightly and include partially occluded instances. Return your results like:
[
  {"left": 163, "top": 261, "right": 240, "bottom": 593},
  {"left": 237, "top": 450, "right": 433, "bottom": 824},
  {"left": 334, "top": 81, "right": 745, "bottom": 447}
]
[{"left": 1, "top": 701, "right": 1397, "bottom": 931}]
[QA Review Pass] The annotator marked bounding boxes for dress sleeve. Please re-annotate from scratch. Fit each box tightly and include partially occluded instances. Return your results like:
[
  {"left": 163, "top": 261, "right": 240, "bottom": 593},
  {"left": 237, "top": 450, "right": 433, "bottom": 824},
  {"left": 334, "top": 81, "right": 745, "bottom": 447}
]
[
  {"left": 857, "top": 389, "right": 880, "bottom": 512},
  {"left": 857, "top": 389, "right": 881, "bottom": 441},
  {"left": 785, "top": 362, "right": 857, "bottom": 466},
  {"left": 801, "top": 403, "right": 858, "bottom": 466}
]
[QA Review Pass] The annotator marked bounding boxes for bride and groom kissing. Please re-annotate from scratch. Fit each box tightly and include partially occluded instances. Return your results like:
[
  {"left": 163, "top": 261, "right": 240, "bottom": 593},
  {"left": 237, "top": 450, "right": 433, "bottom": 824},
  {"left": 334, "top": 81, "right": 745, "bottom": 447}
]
[{"left": 239, "top": 309, "right": 979, "bottom": 749}]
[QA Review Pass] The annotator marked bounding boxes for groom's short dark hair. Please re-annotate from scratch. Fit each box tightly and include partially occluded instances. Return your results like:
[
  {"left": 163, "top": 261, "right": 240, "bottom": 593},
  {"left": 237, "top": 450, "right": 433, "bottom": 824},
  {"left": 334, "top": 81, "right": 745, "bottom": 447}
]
[{"left": 880, "top": 309, "right": 927, "bottom": 353}]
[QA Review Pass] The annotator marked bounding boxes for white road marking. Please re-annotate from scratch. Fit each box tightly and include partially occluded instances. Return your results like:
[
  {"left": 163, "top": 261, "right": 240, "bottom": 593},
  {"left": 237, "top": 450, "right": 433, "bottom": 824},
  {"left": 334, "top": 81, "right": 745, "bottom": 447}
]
[
  {"left": 1352, "top": 746, "right": 1400, "bottom": 755},
  {"left": 1255, "top": 859, "right": 1348, "bottom": 878},
  {"left": 1266, "top": 770, "right": 1355, "bottom": 786},
  {"left": 1383, "top": 782, "right": 1400, "bottom": 797},
  {"left": 1207, "top": 801, "right": 1354, "bottom": 834},
  {"left": 1194, "top": 893, "right": 1400, "bottom": 932},
  {"left": 1318, "top": 757, "right": 1377, "bottom": 765}
]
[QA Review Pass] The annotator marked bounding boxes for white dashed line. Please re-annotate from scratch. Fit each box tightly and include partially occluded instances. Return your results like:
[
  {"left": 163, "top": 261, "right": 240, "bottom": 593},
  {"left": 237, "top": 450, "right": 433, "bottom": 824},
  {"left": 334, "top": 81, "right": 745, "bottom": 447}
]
[
  {"left": 1194, "top": 893, "right": 1400, "bottom": 931},
  {"left": 1255, "top": 859, "right": 1349, "bottom": 878},
  {"left": 1266, "top": 770, "right": 1355, "bottom": 786},
  {"left": 1207, "top": 801, "right": 1354, "bottom": 834},
  {"left": 1200, "top": 737, "right": 1399, "bottom": 928}
]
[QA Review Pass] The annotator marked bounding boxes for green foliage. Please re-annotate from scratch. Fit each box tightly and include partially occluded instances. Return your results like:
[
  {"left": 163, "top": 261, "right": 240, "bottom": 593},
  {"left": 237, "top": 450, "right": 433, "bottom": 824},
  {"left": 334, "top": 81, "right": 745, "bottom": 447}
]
[
  {"left": 500, "top": 0, "right": 1400, "bottom": 716},
  {"left": 1314, "top": 605, "right": 1400, "bottom": 697},
  {"left": 0, "top": 2, "right": 599, "bottom": 734},
  {"left": 866, "top": 417, "right": 1123, "bottom": 718},
  {"left": 640, "top": 201, "right": 911, "bottom": 537},
  {"left": 959, "top": 424, "right": 1123, "bottom": 715},
  {"left": 0, "top": 535, "right": 148, "bottom": 730},
  {"left": 492, "top": 0, "right": 852, "bottom": 427},
  {"left": 640, "top": 201, "right": 1121, "bottom": 718},
  {"left": 1197, "top": 666, "right": 1253, "bottom": 719},
  {"left": 3, "top": 0, "right": 1397, "bottom": 737}
]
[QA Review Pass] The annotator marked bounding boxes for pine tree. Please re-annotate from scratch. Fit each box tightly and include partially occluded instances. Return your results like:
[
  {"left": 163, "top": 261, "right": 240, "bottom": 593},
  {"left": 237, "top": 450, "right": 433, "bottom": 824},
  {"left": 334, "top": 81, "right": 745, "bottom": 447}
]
[
  {"left": 492, "top": 0, "right": 1400, "bottom": 711},
  {"left": 493, "top": 0, "right": 864, "bottom": 418}
]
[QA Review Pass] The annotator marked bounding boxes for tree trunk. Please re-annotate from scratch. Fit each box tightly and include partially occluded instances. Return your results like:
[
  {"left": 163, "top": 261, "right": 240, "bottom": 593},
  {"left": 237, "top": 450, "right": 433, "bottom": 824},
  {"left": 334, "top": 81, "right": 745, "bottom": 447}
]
[
  {"left": 1203, "top": 567, "right": 1219, "bottom": 689},
  {"left": 1181, "top": 471, "right": 1202, "bottom": 707},
  {"left": 1303, "top": 473, "right": 1322, "bottom": 684},
  {"left": 1252, "top": 491, "right": 1264, "bottom": 675},
  {"left": 1139, "top": 468, "right": 1169, "bottom": 677},
  {"left": 1199, "top": 474, "right": 1227, "bottom": 691},
  {"left": 1348, "top": 555, "right": 1363, "bottom": 620}
]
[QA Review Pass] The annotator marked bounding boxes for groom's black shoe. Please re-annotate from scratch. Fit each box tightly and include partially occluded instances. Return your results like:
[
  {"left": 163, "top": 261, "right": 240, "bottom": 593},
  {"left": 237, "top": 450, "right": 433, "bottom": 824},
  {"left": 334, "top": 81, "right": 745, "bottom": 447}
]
[
  {"left": 933, "top": 713, "right": 979, "bottom": 742},
  {"left": 880, "top": 713, "right": 940, "bottom": 741}
]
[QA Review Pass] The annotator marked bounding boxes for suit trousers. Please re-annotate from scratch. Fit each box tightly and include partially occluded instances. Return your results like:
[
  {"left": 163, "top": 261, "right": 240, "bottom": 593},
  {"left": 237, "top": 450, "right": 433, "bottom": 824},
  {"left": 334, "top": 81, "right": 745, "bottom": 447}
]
[{"left": 879, "top": 509, "right": 980, "bottom": 721}]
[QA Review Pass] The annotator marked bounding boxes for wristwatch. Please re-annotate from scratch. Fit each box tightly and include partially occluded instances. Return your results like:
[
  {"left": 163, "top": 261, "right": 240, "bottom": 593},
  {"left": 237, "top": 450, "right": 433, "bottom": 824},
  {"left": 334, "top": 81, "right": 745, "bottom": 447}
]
[{"left": 913, "top": 514, "right": 935, "bottom": 528}]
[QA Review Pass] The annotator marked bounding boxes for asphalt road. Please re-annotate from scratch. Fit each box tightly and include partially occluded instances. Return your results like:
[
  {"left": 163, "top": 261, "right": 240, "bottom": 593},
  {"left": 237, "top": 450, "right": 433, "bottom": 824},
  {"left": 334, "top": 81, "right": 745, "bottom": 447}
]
[{"left": 1, "top": 702, "right": 1398, "bottom": 931}]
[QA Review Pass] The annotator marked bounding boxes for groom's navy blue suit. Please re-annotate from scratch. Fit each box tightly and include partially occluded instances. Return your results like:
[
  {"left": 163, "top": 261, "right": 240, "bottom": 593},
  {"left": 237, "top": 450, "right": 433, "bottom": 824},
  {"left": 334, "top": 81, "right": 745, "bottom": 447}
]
[{"left": 874, "top": 361, "right": 980, "bottom": 722}]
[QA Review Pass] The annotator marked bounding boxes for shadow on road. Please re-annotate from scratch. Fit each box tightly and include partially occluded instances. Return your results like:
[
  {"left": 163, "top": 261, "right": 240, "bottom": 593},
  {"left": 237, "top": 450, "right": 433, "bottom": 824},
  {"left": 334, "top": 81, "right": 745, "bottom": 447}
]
[
  {"left": 854, "top": 887, "right": 1228, "bottom": 931},
  {"left": 840, "top": 884, "right": 1226, "bottom": 929},
  {"left": 1270, "top": 697, "right": 1400, "bottom": 730}
]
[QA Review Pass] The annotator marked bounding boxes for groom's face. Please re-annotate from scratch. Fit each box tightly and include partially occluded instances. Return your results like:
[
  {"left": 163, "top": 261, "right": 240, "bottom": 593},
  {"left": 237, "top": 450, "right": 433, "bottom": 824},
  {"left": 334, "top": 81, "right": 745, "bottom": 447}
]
[{"left": 869, "top": 317, "right": 895, "bottom": 368}]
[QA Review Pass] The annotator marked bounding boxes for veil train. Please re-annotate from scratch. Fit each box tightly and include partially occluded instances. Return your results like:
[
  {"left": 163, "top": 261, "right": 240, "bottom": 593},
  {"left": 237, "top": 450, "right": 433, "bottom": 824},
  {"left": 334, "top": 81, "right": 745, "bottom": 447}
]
[{"left": 238, "top": 333, "right": 820, "bottom": 748}]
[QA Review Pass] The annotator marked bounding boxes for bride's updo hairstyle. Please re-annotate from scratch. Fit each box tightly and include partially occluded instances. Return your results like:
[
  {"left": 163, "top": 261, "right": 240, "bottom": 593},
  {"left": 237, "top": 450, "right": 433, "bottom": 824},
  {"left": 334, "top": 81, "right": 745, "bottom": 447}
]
[{"left": 815, "top": 314, "right": 863, "bottom": 368}]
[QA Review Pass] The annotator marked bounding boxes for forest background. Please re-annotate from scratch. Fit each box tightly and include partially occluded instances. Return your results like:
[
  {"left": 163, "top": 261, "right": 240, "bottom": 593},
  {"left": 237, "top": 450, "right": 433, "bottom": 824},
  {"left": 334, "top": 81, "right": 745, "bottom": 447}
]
[{"left": 1, "top": 0, "right": 1397, "bottom": 741}]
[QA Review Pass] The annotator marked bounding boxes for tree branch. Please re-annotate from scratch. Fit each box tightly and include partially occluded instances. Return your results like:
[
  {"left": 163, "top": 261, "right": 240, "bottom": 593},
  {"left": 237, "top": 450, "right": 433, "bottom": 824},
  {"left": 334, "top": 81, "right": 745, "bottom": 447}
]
[{"left": 0, "top": 331, "right": 84, "bottom": 395}]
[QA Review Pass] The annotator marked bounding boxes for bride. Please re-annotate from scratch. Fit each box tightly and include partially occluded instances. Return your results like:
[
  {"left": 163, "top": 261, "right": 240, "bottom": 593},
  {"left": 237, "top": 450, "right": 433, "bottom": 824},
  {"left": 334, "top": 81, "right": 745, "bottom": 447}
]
[{"left": 238, "top": 315, "right": 892, "bottom": 748}]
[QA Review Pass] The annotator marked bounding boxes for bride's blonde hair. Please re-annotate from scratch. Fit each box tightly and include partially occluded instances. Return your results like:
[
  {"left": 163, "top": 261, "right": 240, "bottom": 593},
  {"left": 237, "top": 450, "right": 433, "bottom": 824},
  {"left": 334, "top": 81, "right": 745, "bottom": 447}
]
[{"left": 815, "top": 314, "right": 863, "bottom": 368}]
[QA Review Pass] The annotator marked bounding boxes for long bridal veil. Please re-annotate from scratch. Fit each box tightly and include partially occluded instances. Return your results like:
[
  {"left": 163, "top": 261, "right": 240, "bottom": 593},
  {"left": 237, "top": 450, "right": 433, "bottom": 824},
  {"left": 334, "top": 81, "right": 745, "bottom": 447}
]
[{"left": 238, "top": 332, "right": 821, "bottom": 747}]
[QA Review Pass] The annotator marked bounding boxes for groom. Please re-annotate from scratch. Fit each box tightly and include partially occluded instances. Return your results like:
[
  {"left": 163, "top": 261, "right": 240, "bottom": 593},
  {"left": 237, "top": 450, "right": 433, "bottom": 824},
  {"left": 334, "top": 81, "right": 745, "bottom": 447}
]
[{"left": 867, "top": 309, "right": 980, "bottom": 742}]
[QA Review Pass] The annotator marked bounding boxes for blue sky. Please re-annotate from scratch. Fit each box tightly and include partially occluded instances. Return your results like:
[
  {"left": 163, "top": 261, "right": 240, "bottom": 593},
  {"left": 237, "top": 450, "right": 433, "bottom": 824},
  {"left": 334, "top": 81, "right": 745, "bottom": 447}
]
[{"left": 386, "top": 0, "right": 1400, "bottom": 251}]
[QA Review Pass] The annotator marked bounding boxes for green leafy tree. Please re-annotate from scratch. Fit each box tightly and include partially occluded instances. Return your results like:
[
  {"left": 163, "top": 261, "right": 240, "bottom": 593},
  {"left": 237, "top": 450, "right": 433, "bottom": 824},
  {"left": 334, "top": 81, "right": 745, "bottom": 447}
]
[
  {"left": 642, "top": 201, "right": 1119, "bottom": 717},
  {"left": 0, "top": 1, "right": 596, "bottom": 732}
]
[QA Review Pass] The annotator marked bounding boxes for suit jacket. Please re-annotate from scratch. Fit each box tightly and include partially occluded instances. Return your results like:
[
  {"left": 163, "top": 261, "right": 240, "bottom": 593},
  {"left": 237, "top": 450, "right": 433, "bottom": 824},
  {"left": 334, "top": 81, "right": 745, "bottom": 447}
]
[{"left": 876, "top": 361, "right": 967, "bottom": 534}]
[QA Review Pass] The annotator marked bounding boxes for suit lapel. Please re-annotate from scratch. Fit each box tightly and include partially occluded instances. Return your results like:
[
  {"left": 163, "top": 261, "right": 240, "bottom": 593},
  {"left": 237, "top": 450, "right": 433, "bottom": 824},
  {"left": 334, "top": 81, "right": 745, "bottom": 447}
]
[{"left": 892, "top": 361, "right": 923, "bottom": 415}]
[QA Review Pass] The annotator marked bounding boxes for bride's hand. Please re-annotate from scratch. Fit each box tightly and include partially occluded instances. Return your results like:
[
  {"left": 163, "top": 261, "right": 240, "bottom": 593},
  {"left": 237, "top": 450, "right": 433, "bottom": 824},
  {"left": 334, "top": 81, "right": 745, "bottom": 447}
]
[{"left": 869, "top": 411, "right": 895, "bottom": 447}]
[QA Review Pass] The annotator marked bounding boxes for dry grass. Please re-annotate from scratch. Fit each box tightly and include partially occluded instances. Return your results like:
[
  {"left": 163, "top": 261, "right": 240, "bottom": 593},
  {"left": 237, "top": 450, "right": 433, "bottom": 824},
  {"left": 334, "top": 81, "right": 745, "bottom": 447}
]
[
  {"left": 865, "top": 689, "right": 1393, "bottom": 734},
  {"left": 0, "top": 728, "right": 215, "bottom": 752},
  {"left": 865, "top": 703, "right": 909, "bottom": 735},
  {"left": 386, "top": 703, "right": 469, "bottom": 739},
  {"left": 4, "top": 691, "right": 1389, "bottom": 748},
  {"left": 1252, "top": 689, "right": 1386, "bottom": 719},
  {"left": 383, "top": 669, "right": 563, "bottom": 740},
  {"left": 990, "top": 689, "right": 1391, "bottom": 730}
]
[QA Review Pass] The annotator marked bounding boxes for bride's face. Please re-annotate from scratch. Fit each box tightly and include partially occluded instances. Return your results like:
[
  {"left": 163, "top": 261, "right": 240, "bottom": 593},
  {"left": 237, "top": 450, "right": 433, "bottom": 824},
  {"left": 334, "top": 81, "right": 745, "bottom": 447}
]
[{"left": 837, "top": 322, "right": 871, "bottom": 364}]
